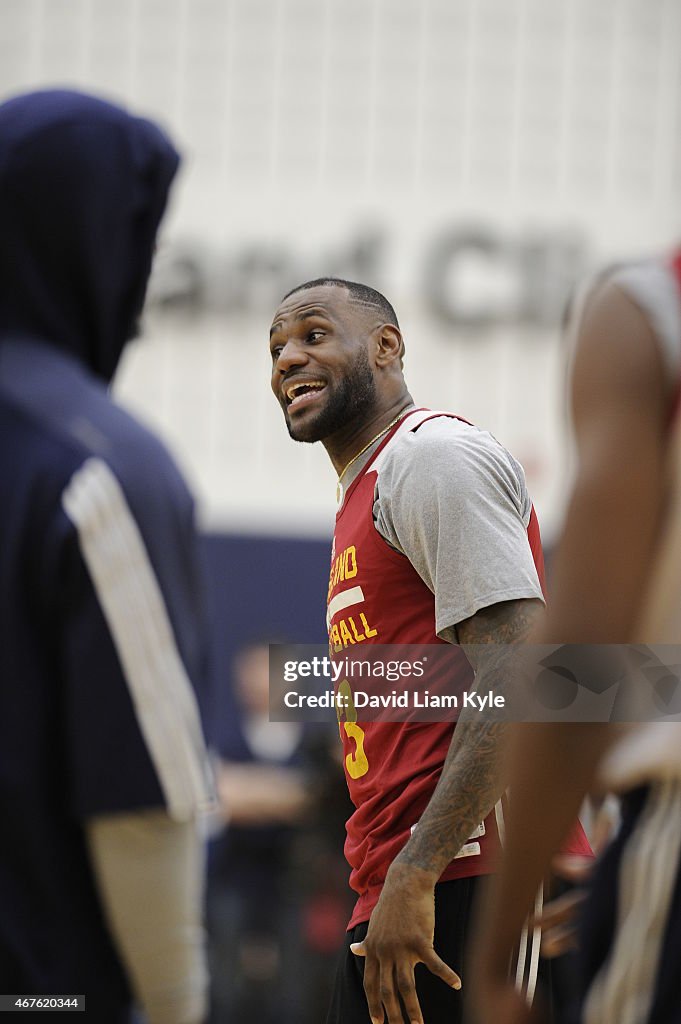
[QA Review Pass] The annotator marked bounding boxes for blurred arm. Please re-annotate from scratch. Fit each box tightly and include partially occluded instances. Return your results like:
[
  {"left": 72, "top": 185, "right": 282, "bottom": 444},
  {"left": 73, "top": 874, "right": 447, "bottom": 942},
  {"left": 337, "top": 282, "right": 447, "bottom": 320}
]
[
  {"left": 542, "top": 281, "right": 668, "bottom": 641},
  {"left": 473, "top": 279, "right": 670, "bottom": 1011},
  {"left": 86, "top": 809, "right": 208, "bottom": 1024},
  {"left": 216, "top": 760, "right": 310, "bottom": 825}
]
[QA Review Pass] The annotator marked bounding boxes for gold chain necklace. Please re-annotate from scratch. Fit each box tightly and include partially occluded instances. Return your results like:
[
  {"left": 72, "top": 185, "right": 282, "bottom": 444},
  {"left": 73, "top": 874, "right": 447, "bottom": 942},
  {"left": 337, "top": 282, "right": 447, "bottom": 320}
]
[{"left": 336, "top": 411, "right": 406, "bottom": 505}]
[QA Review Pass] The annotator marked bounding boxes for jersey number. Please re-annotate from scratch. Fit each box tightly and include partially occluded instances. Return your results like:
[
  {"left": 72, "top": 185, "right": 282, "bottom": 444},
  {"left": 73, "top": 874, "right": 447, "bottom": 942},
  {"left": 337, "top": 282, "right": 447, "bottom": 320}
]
[{"left": 337, "top": 679, "right": 369, "bottom": 779}]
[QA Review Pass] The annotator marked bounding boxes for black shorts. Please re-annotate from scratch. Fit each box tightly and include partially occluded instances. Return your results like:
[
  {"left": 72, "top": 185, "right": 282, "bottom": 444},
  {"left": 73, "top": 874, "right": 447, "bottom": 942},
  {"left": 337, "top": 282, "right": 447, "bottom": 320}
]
[
  {"left": 578, "top": 782, "right": 681, "bottom": 1024},
  {"left": 325, "top": 875, "right": 570, "bottom": 1024},
  {"left": 325, "top": 877, "right": 476, "bottom": 1024}
]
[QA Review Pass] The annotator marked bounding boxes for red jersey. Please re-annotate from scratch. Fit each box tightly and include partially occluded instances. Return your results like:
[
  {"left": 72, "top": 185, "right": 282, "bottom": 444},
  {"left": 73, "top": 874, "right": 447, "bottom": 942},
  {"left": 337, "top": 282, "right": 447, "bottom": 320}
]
[{"left": 328, "top": 409, "right": 590, "bottom": 928}]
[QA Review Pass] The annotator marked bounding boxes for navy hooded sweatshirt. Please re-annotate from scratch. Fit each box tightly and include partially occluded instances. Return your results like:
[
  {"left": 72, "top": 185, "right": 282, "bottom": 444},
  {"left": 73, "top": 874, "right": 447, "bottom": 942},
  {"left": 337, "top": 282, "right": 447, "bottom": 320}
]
[{"left": 0, "top": 90, "right": 211, "bottom": 1020}]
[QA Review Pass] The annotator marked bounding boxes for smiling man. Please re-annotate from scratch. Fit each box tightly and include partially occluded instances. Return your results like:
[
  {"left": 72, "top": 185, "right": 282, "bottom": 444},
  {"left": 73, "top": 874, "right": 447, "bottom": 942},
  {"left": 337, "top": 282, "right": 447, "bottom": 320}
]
[{"left": 269, "top": 278, "right": 590, "bottom": 1024}]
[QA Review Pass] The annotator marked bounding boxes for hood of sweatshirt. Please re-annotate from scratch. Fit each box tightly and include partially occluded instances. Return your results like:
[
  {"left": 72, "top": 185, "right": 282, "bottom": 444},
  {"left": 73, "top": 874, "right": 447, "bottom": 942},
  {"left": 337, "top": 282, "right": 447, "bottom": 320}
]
[{"left": 0, "top": 88, "right": 179, "bottom": 382}]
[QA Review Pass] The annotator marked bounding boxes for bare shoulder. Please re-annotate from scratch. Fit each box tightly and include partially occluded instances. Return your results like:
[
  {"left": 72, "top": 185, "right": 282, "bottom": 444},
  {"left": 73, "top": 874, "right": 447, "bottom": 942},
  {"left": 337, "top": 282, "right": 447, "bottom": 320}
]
[{"left": 571, "top": 279, "right": 668, "bottom": 432}]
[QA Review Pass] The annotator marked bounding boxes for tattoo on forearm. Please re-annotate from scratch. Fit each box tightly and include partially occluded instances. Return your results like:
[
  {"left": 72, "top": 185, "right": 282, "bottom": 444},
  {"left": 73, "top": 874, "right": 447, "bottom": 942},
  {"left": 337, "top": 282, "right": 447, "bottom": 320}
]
[{"left": 395, "top": 599, "right": 542, "bottom": 877}]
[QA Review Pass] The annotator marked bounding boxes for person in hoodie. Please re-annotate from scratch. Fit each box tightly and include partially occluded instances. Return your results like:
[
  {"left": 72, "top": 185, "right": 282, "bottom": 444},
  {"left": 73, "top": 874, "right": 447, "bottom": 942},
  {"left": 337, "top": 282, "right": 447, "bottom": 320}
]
[{"left": 0, "top": 90, "right": 212, "bottom": 1024}]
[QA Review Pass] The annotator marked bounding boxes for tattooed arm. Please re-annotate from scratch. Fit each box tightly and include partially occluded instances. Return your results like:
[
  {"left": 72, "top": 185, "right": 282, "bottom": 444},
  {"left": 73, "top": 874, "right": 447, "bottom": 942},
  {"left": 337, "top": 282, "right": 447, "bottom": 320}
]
[
  {"left": 351, "top": 597, "right": 542, "bottom": 1024},
  {"left": 396, "top": 598, "right": 541, "bottom": 875}
]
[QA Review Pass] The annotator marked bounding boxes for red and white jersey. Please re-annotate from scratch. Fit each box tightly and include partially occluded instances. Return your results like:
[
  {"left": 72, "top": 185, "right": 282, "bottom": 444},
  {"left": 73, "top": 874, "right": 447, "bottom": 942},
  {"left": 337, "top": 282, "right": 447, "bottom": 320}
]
[{"left": 328, "top": 408, "right": 590, "bottom": 928}]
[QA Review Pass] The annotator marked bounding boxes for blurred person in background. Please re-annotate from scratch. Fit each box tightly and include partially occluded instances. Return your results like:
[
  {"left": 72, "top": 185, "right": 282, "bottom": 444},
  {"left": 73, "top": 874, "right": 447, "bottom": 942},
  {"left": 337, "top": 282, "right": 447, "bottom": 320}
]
[
  {"left": 473, "top": 251, "right": 681, "bottom": 1024},
  {"left": 207, "top": 639, "right": 354, "bottom": 1023},
  {"left": 206, "top": 639, "right": 310, "bottom": 1024},
  {"left": 0, "top": 90, "right": 212, "bottom": 1024},
  {"left": 269, "top": 277, "right": 591, "bottom": 1024}
]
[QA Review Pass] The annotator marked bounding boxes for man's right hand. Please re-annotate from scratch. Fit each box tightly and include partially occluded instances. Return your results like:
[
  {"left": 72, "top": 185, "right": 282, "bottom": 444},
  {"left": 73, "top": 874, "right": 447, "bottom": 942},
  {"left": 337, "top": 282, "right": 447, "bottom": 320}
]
[{"left": 349, "top": 862, "right": 461, "bottom": 1024}]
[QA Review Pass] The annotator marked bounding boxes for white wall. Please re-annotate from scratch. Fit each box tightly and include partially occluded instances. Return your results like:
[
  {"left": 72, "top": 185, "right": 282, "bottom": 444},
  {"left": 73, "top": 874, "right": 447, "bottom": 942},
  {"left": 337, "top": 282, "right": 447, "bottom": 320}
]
[{"left": 2, "top": 0, "right": 679, "bottom": 539}]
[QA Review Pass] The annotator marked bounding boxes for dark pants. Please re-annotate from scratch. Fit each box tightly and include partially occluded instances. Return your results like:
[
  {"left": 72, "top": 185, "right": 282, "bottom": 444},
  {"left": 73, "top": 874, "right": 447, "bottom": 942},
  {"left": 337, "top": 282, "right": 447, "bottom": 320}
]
[{"left": 326, "top": 877, "right": 476, "bottom": 1024}]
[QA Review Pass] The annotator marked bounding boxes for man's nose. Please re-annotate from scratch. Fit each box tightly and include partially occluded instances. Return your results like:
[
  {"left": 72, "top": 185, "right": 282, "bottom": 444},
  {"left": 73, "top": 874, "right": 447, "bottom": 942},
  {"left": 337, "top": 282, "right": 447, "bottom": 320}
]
[{"left": 275, "top": 339, "right": 308, "bottom": 373}]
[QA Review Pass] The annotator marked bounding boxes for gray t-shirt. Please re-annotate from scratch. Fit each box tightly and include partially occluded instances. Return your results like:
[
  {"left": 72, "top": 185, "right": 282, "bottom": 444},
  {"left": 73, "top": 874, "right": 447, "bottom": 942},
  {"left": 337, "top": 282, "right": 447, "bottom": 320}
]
[{"left": 366, "top": 414, "right": 544, "bottom": 637}]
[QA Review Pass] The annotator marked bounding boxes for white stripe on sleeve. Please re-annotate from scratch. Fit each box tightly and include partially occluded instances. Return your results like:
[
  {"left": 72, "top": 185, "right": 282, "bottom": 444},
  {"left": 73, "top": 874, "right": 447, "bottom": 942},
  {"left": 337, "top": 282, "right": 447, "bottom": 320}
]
[{"left": 62, "top": 457, "right": 212, "bottom": 822}]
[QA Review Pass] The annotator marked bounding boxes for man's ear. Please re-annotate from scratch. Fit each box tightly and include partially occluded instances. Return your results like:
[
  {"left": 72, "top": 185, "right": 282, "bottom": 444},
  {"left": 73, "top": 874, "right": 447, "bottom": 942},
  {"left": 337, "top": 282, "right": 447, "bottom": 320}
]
[{"left": 374, "top": 324, "right": 404, "bottom": 368}]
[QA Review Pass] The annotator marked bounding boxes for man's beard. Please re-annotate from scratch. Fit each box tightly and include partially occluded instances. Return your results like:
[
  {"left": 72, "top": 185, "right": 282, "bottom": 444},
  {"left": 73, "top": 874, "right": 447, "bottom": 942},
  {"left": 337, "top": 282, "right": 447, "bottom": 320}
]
[{"left": 285, "top": 346, "right": 377, "bottom": 443}]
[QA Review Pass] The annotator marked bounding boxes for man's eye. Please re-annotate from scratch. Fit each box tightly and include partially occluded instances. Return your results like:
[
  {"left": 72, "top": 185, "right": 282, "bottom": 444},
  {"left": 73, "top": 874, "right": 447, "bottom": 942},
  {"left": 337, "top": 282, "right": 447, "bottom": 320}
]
[
  {"left": 271, "top": 346, "right": 283, "bottom": 360},
  {"left": 308, "top": 330, "right": 324, "bottom": 342}
]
